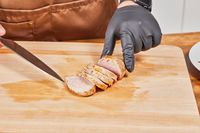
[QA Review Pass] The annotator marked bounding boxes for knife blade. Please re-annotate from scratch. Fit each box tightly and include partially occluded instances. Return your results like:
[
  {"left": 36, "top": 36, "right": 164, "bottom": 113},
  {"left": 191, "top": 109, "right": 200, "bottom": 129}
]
[{"left": 0, "top": 37, "right": 64, "bottom": 82}]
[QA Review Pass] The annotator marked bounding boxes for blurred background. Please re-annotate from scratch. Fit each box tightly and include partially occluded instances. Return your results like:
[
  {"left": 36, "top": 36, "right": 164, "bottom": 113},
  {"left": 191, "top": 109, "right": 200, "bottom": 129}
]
[{"left": 152, "top": 0, "right": 200, "bottom": 34}]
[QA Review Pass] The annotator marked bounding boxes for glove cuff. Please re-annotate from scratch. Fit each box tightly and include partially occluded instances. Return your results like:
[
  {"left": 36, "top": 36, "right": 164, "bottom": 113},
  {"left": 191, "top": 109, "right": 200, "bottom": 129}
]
[{"left": 120, "top": 0, "right": 152, "bottom": 12}]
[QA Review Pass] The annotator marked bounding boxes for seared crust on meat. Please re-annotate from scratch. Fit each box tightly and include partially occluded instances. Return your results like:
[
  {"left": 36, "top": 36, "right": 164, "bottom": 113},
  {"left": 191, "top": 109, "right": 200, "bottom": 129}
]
[{"left": 114, "top": 58, "right": 126, "bottom": 79}]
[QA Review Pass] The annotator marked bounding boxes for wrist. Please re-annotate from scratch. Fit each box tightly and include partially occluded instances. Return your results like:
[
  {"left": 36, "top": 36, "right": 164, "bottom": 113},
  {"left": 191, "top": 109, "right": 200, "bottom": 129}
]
[
  {"left": 118, "top": 1, "right": 138, "bottom": 8},
  {"left": 120, "top": 0, "right": 152, "bottom": 11},
  {"left": 120, "top": 0, "right": 136, "bottom": 4}
]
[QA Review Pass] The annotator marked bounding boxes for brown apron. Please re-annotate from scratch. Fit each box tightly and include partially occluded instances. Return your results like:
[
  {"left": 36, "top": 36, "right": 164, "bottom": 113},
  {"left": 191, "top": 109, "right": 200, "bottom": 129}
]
[{"left": 0, "top": 0, "right": 117, "bottom": 41}]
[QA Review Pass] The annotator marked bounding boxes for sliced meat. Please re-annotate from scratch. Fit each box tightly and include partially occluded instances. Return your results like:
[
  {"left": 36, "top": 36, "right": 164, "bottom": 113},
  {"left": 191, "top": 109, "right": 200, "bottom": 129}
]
[
  {"left": 83, "top": 66, "right": 114, "bottom": 86},
  {"left": 88, "top": 64, "right": 117, "bottom": 82},
  {"left": 97, "top": 56, "right": 126, "bottom": 79},
  {"left": 64, "top": 76, "right": 96, "bottom": 97},
  {"left": 78, "top": 72, "right": 108, "bottom": 90}
]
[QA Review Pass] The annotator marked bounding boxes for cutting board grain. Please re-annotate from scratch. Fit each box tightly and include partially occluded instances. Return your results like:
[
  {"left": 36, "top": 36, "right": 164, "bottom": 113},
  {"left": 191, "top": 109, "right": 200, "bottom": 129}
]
[{"left": 0, "top": 41, "right": 199, "bottom": 133}]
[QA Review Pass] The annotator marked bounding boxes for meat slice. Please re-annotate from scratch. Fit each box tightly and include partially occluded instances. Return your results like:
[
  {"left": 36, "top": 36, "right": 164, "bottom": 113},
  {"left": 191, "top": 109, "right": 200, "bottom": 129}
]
[
  {"left": 78, "top": 72, "right": 108, "bottom": 90},
  {"left": 65, "top": 76, "right": 96, "bottom": 97},
  {"left": 97, "top": 56, "right": 126, "bottom": 79},
  {"left": 88, "top": 64, "right": 118, "bottom": 82},
  {"left": 84, "top": 66, "right": 114, "bottom": 86}
]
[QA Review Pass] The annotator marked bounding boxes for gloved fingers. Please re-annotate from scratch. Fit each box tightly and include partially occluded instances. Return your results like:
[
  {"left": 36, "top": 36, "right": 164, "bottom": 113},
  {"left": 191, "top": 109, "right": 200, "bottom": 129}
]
[
  {"left": 101, "top": 30, "right": 116, "bottom": 58},
  {"left": 128, "top": 25, "right": 143, "bottom": 53},
  {"left": 150, "top": 18, "right": 162, "bottom": 47},
  {"left": 141, "top": 27, "right": 153, "bottom": 51},
  {"left": 152, "top": 30, "right": 162, "bottom": 47},
  {"left": 120, "top": 32, "right": 135, "bottom": 72}
]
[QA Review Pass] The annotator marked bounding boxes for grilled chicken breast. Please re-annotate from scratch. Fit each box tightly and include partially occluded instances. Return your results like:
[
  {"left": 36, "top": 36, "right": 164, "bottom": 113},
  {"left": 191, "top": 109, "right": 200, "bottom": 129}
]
[{"left": 65, "top": 56, "right": 127, "bottom": 96}]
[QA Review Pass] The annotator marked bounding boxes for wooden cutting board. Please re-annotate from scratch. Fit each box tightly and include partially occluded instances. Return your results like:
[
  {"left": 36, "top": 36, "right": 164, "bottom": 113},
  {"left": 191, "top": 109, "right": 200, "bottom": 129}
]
[{"left": 0, "top": 41, "right": 199, "bottom": 132}]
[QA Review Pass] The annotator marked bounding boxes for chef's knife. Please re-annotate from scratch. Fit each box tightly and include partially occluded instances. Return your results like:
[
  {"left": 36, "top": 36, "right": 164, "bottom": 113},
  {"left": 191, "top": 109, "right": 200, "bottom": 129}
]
[{"left": 0, "top": 37, "right": 64, "bottom": 82}]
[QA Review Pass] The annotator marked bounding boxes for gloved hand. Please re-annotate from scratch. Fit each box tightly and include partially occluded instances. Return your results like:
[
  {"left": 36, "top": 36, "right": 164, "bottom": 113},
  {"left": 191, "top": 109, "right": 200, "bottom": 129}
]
[
  {"left": 101, "top": 5, "right": 162, "bottom": 72},
  {"left": 0, "top": 24, "right": 6, "bottom": 48}
]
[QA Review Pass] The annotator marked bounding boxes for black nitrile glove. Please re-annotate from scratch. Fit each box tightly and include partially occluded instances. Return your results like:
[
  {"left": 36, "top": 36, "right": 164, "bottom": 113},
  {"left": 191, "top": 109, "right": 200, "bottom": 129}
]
[{"left": 101, "top": 5, "right": 162, "bottom": 72}]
